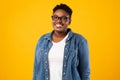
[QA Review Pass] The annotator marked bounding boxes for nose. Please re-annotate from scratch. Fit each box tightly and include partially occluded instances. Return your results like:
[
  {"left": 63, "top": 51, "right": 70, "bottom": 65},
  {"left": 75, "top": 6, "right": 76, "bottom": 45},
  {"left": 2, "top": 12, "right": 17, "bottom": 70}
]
[{"left": 57, "top": 17, "right": 62, "bottom": 23}]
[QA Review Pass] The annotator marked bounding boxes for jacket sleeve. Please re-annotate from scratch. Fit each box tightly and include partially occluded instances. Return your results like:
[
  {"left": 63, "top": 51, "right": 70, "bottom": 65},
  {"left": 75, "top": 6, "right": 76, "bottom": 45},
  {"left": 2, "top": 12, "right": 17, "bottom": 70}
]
[
  {"left": 33, "top": 41, "right": 39, "bottom": 80},
  {"left": 78, "top": 39, "right": 90, "bottom": 80},
  {"left": 33, "top": 35, "right": 44, "bottom": 80}
]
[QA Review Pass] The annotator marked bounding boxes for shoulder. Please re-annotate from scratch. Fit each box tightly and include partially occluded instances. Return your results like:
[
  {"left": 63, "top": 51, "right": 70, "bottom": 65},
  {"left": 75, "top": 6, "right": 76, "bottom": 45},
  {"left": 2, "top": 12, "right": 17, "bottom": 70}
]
[
  {"left": 40, "top": 33, "right": 50, "bottom": 39},
  {"left": 37, "top": 32, "right": 51, "bottom": 44},
  {"left": 72, "top": 32, "right": 88, "bottom": 50},
  {"left": 73, "top": 32, "right": 87, "bottom": 42}
]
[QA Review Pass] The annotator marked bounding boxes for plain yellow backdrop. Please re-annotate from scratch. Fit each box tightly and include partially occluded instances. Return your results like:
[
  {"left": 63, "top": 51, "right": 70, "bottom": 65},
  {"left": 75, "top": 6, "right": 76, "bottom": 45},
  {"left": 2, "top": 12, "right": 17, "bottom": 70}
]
[{"left": 0, "top": 0, "right": 120, "bottom": 80}]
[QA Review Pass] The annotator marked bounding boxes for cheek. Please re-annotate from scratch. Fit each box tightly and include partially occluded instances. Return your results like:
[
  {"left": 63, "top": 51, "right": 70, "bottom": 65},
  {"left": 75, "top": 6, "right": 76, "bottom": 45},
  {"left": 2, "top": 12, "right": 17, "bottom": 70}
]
[
  {"left": 65, "top": 21, "right": 70, "bottom": 26},
  {"left": 52, "top": 21, "right": 55, "bottom": 25}
]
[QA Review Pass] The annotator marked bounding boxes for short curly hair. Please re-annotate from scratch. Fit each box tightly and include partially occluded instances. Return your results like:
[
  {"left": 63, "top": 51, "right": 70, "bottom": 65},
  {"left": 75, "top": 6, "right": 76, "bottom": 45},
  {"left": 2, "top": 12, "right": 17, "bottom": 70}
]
[{"left": 53, "top": 3, "right": 72, "bottom": 18}]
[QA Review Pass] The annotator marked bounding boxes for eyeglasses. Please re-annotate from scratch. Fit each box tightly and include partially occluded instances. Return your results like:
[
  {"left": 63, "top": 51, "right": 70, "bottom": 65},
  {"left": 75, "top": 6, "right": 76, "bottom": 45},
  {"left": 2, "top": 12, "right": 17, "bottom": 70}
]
[{"left": 51, "top": 15, "right": 69, "bottom": 22}]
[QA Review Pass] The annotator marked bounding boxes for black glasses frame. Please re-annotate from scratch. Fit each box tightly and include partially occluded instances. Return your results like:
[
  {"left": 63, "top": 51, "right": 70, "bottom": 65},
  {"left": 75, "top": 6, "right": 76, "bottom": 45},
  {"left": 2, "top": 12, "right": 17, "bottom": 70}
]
[{"left": 51, "top": 15, "right": 69, "bottom": 22}]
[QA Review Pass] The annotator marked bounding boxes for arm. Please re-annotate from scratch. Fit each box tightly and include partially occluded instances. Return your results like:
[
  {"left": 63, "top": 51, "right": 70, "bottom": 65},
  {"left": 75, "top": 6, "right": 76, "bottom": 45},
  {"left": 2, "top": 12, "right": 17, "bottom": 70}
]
[
  {"left": 33, "top": 41, "right": 39, "bottom": 80},
  {"left": 78, "top": 39, "right": 90, "bottom": 80}
]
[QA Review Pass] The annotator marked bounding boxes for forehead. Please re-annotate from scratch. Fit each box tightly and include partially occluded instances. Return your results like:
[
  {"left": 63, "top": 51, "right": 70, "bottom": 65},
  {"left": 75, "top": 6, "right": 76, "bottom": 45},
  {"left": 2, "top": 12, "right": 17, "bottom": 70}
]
[{"left": 53, "top": 9, "right": 69, "bottom": 17}]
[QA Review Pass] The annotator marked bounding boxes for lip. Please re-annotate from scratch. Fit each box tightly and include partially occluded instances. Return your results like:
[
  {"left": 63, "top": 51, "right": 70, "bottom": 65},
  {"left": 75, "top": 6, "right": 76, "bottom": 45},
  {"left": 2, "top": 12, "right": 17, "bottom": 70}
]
[
  {"left": 56, "top": 24, "right": 62, "bottom": 27},
  {"left": 55, "top": 24, "right": 63, "bottom": 27}
]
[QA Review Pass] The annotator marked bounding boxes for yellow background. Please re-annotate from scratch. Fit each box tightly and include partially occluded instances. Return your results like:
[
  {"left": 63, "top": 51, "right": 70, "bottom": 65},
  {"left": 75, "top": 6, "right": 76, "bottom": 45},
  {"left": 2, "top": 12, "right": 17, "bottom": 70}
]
[{"left": 0, "top": 0, "right": 120, "bottom": 80}]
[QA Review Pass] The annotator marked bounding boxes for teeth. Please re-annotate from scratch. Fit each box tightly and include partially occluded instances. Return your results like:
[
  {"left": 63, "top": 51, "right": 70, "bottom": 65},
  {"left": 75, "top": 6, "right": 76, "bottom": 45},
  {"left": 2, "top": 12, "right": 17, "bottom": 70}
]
[{"left": 56, "top": 24, "right": 62, "bottom": 27}]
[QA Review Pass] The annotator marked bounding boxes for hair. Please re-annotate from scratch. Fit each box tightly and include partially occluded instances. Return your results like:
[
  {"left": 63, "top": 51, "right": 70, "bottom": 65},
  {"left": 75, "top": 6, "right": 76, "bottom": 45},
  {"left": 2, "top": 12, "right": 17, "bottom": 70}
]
[{"left": 53, "top": 3, "right": 72, "bottom": 19}]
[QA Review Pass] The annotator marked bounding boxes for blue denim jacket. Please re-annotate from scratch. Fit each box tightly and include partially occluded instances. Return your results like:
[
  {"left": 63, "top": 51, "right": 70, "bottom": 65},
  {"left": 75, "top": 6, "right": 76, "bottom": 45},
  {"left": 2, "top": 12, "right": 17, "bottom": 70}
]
[{"left": 33, "top": 29, "right": 90, "bottom": 80}]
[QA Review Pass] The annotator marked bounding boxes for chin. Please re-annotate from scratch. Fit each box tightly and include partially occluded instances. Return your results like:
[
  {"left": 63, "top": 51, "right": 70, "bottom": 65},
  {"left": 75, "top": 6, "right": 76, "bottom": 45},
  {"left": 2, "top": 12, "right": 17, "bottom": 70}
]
[{"left": 54, "top": 29, "right": 63, "bottom": 33}]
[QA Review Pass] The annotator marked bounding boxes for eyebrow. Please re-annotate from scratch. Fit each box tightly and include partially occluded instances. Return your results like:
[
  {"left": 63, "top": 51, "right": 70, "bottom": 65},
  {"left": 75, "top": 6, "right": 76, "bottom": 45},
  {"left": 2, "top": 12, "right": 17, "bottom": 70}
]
[{"left": 52, "top": 15, "right": 69, "bottom": 17}]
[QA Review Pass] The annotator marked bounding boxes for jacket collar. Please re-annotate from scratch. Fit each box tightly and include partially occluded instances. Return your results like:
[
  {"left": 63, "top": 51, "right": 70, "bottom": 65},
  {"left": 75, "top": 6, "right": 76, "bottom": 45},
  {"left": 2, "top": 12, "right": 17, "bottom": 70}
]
[{"left": 44, "top": 28, "right": 74, "bottom": 42}]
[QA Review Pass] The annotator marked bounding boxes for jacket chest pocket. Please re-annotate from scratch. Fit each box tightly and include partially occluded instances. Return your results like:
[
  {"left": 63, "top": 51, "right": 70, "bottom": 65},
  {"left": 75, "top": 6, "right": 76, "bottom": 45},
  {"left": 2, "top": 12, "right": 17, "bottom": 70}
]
[
  {"left": 36, "top": 48, "right": 47, "bottom": 62},
  {"left": 67, "top": 49, "right": 79, "bottom": 66}
]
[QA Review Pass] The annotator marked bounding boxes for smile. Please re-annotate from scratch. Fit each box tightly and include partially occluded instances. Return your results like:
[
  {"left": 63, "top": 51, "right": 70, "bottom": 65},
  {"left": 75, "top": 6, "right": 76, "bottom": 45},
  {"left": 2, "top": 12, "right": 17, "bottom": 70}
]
[{"left": 55, "top": 24, "right": 63, "bottom": 27}]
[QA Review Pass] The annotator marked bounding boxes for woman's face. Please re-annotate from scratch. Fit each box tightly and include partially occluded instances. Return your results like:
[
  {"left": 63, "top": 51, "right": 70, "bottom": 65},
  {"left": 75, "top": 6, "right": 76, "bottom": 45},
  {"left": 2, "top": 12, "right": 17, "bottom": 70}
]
[{"left": 52, "top": 9, "right": 71, "bottom": 33}]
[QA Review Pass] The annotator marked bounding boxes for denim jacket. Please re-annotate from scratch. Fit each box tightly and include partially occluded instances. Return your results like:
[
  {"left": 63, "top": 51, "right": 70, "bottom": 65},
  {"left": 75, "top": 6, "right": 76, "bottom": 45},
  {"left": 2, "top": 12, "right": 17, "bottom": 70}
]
[{"left": 33, "top": 29, "right": 90, "bottom": 80}]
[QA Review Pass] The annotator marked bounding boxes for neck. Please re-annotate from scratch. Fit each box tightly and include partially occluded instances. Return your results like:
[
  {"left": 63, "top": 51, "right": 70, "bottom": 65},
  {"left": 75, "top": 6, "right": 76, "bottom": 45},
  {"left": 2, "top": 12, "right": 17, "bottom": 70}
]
[
  {"left": 52, "top": 29, "right": 69, "bottom": 42},
  {"left": 53, "top": 30, "right": 68, "bottom": 38}
]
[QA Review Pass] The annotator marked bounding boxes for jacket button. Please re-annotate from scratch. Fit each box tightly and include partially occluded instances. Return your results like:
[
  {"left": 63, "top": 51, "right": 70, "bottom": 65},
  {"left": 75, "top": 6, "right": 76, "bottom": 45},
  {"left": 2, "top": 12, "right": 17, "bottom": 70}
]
[
  {"left": 45, "top": 52, "right": 47, "bottom": 55},
  {"left": 64, "top": 56, "right": 67, "bottom": 58},
  {"left": 65, "top": 48, "right": 68, "bottom": 50},
  {"left": 46, "top": 77, "right": 48, "bottom": 80},
  {"left": 63, "top": 72, "right": 66, "bottom": 75},
  {"left": 64, "top": 64, "right": 66, "bottom": 67}
]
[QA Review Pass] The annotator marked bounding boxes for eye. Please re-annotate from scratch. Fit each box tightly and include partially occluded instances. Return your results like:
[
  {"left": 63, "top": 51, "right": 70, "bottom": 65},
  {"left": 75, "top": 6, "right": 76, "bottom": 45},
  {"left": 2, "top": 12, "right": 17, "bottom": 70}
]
[
  {"left": 52, "top": 15, "right": 58, "bottom": 20},
  {"left": 62, "top": 16, "right": 68, "bottom": 21}
]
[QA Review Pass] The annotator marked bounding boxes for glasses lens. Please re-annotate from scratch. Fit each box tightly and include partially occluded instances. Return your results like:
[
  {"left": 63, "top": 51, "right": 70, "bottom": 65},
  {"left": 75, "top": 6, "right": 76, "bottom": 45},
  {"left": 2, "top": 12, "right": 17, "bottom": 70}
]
[
  {"left": 52, "top": 15, "right": 58, "bottom": 21},
  {"left": 52, "top": 15, "right": 69, "bottom": 22},
  {"left": 61, "top": 16, "right": 68, "bottom": 21}
]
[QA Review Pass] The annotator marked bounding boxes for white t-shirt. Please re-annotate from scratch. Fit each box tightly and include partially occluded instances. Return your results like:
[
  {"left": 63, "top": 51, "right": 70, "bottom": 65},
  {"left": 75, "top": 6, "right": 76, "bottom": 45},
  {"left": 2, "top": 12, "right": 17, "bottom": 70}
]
[{"left": 48, "top": 33, "right": 69, "bottom": 80}]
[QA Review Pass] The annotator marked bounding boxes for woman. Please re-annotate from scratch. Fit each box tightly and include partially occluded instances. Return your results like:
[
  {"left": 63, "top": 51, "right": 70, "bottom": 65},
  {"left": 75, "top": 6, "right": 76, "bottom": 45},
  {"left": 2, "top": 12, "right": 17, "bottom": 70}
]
[{"left": 33, "top": 3, "right": 90, "bottom": 80}]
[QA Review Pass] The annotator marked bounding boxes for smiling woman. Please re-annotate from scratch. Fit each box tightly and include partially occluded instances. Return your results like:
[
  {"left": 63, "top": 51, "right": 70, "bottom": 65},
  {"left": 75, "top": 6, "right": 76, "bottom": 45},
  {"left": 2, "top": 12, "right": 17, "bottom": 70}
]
[
  {"left": 1, "top": 0, "right": 120, "bottom": 80},
  {"left": 33, "top": 3, "right": 90, "bottom": 80}
]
